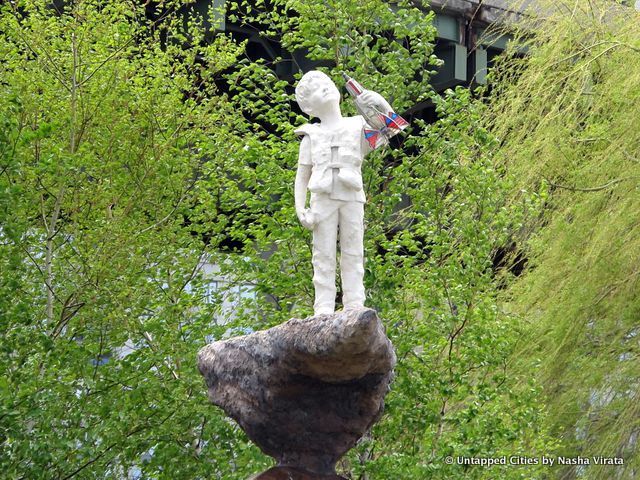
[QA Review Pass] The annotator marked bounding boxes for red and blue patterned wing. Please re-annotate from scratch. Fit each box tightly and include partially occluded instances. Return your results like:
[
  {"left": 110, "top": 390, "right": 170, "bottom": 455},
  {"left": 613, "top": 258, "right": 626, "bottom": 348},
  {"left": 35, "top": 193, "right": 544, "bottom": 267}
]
[
  {"left": 364, "top": 128, "right": 380, "bottom": 149},
  {"left": 383, "top": 112, "right": 409, "bottom": 130}
]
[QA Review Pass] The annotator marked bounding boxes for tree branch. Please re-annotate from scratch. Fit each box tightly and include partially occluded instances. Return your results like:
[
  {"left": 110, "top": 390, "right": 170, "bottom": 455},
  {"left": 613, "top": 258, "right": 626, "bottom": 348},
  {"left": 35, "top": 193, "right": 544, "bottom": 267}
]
[{"left": 545, "top": 176, "right": 636, "bottom": 192}]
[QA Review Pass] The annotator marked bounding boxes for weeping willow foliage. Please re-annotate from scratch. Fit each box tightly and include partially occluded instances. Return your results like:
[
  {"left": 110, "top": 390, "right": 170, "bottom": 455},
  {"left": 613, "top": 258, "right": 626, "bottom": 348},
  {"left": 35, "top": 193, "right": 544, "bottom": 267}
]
[{"left": 485, "top": 1, "right": 640, "bottom": 478}]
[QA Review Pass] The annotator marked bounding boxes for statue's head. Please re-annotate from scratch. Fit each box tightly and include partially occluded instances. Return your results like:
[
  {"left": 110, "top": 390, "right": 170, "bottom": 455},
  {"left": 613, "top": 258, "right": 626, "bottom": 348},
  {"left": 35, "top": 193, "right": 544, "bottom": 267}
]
[{"left": 295, "top": 70, "right": 340, "bottom": 117}]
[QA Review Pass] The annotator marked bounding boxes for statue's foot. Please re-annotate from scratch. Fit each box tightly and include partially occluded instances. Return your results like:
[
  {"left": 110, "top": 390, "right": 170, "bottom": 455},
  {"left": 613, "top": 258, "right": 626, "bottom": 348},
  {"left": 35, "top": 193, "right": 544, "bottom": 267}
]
[
  {"left": 342, "top": 303, "right": 364, "bottom": 311},
  {"left": 314, "top": 307, "right": 334, "bottom": 315}
]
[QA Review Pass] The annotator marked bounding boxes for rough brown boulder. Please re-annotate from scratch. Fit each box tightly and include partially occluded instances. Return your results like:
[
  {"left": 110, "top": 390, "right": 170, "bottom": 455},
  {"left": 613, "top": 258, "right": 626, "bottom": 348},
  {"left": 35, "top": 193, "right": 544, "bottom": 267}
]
[{"left": 197, "top": 307, "right": 396, "bottom": 478}]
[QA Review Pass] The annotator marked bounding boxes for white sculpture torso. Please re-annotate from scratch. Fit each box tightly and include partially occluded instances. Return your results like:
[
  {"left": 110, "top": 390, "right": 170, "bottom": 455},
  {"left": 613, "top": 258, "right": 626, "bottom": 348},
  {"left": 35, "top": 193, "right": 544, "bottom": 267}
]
[{"left": 295, "top": 116, "right": 366, "bottom": 203}]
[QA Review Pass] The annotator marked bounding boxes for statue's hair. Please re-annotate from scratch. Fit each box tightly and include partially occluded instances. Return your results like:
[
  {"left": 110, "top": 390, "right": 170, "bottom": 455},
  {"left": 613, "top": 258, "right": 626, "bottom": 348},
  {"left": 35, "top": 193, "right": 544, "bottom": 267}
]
[{"left": 295, "top": 70, "right": 336, "bottom": 115}]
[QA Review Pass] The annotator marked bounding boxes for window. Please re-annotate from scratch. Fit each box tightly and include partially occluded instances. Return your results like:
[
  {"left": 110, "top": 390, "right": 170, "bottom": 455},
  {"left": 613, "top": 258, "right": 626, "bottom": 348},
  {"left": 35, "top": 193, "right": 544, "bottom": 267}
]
[{"left": 204, "top": 280, "right": 219, "bottom": 304}]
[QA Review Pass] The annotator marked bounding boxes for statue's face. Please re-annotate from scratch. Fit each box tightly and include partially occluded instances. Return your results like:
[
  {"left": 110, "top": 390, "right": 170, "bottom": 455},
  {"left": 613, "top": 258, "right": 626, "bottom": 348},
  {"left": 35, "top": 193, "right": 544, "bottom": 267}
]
[{"left": 304, "top": 76, "right": 340, "bottom": 114}]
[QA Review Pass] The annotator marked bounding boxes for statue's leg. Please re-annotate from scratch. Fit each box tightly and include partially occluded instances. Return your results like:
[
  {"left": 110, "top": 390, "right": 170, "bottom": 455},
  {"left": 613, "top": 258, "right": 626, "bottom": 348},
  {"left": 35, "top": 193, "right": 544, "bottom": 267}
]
[
  {"left": 339, "top": 201, "right": 365, "bottom": 310},
  {"left": 312, "top": 197, "right": 339, "bottom": 314}
]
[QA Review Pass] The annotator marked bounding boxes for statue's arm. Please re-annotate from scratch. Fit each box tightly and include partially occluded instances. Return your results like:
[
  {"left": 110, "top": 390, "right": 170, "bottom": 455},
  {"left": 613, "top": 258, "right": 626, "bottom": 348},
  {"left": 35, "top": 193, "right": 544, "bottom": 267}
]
[{"left": 295, "top": 135, "right": 314, "bottom": 229}]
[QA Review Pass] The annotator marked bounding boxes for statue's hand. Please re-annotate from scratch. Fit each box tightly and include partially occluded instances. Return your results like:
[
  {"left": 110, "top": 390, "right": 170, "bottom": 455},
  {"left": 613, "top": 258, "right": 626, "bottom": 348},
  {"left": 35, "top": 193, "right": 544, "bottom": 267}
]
[
  {"left": 360, "top": 90, "right": 391, "bottom": 112},
  {"left": 297, "top": 208, "right": 315, "bottom": 230}
]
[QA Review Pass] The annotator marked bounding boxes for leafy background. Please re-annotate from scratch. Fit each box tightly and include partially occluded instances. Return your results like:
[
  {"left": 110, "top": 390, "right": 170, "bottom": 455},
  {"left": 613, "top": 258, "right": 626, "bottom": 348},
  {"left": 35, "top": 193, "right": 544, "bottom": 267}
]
[{"left": 0, "top": 0, "right": 637, "bottom": 479}]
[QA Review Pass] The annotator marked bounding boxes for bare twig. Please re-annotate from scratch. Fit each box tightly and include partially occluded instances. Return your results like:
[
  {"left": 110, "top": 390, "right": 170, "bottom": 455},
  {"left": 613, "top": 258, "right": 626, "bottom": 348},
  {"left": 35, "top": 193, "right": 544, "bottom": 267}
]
[{"left": 545, "top": 176, "right": 636, "bottom": 192}]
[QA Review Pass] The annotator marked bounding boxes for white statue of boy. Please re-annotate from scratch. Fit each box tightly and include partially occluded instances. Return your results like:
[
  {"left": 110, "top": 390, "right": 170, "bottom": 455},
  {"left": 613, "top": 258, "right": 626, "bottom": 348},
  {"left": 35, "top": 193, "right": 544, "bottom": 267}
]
[{"left": 294, "top": 70, "right": 396, "bottom": 315}]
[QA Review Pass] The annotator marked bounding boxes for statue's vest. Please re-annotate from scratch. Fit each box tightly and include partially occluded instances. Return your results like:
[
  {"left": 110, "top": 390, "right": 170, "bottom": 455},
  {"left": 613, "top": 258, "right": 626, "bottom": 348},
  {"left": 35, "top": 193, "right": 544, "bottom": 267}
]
[{"left": 296, "top": 116, "right": 366, "bottom": 203}]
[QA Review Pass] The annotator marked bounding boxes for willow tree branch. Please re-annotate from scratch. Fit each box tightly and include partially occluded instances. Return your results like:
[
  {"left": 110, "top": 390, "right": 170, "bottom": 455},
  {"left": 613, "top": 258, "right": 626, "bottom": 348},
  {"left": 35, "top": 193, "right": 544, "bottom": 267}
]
[{"left": 545, "top": 176, "right": 637, "bottom": 192}]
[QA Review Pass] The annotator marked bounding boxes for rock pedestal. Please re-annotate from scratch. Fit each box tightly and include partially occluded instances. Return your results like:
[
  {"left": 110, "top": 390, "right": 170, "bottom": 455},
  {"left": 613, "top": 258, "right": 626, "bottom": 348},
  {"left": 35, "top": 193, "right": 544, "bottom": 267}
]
[
  {"left": 197, "top": 307, "right": 396, "bottom": 478},
  {"left": 249, "top": 466, "right": 346, "bottom": 480}
]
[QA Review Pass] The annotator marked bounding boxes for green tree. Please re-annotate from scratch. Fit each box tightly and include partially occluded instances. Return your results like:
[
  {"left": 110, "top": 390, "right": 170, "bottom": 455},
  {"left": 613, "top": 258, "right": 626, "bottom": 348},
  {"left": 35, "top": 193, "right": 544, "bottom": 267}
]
[
  {"left": 485, "top": 1, "right": 640, "bottom": 478},
  {"left": 205, "top": 1, "right": 557, "bottom": 478},
  {"left": 0, "top": 1, "right": 269, "bottom": 478},
  {"left": 1, "top": 0, "right": 558, "bottom": 478}
]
